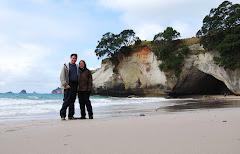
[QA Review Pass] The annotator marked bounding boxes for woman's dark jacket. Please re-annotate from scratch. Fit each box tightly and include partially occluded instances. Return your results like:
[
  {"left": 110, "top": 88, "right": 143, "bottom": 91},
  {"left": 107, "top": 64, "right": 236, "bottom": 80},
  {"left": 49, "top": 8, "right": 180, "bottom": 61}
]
[{"left": 77, "top": 68, "right": 92, "bottom": 91}]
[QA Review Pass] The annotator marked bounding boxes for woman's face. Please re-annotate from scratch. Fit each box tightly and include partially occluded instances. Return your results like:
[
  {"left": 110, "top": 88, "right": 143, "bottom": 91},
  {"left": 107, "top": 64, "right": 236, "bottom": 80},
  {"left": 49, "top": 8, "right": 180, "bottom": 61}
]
[{"left": 79, "top": 61, "right": 85, "bottom": 68}]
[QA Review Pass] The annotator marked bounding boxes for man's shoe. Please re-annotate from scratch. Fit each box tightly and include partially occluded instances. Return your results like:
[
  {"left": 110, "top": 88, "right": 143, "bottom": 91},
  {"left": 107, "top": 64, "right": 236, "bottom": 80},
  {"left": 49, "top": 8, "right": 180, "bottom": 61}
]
[
  {"left": 80, "top": 117, "right": 86, "bottom": 119},
  {"left": 61, "top": 117, "right": 66, "bottom": 121},
  {"left": 68, "top": 117, "right": 75, "bottom": 120},
  {"left": 89, "top": 115, "right": 93, "bottom": 119}
]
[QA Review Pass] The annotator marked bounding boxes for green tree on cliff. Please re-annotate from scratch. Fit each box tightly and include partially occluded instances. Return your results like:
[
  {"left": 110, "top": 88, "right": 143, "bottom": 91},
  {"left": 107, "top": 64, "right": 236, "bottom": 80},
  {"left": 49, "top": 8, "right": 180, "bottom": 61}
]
[
  {"left": 95, "top": 29, "right": 140, "bottom": 59},
  {"left": 152, "top": 27, "right": 188, "bottom": 77},
  {"left": 153, "top": 27, "right": 180, "bottom": 41},
  {"left": 196, "top": 1, "right": 240, "bottom": 70}
]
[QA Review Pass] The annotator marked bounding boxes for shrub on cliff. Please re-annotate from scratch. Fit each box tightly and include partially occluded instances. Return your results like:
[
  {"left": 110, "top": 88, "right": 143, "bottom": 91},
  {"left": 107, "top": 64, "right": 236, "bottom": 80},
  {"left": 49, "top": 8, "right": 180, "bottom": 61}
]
[
  {"left": 196, "top": 1, "right": 240, "bottom": 70},
  {"left": 152, "top": 27, "right": 189, "bottom": 77}
]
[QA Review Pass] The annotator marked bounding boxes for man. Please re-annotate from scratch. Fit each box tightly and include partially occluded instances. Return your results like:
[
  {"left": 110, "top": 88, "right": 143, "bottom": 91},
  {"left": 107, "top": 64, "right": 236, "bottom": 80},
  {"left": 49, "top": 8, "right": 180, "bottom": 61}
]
[{"left": 60, "top": 54, "right": 78, "bottom": 120}]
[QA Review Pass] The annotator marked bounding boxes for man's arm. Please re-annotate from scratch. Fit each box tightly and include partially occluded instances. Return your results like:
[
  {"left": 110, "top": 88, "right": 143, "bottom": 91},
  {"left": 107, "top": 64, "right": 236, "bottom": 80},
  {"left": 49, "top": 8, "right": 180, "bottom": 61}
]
[{"left": 60, "top": 65, "right": 70, "bottom": 89}]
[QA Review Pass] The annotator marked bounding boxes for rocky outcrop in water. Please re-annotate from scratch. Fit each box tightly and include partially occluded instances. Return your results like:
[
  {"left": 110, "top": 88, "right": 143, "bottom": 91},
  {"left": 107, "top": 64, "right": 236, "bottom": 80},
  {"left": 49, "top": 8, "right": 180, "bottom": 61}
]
[
  {"left": 92, "top": 43, "right": 240, "bottom": 96},
  {"left": 52, "top": 87, "right": 63, "bottom": 94},
  {"left": 19, "top": 90, "right": 27, "bottom": 94}
]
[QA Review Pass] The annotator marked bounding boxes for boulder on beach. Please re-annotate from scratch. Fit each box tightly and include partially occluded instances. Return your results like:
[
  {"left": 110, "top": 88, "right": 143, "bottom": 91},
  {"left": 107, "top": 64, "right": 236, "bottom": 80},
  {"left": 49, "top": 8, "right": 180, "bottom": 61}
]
[{"left": 128, "top": 95, "right": 139, "bottom": 98}]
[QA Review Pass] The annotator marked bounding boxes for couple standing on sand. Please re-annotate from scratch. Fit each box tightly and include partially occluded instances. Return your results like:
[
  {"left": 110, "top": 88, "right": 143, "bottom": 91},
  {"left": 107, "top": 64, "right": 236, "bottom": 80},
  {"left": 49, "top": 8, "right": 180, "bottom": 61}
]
[{"left": 60, "top": 54, "right": 93, "bottom": 120}]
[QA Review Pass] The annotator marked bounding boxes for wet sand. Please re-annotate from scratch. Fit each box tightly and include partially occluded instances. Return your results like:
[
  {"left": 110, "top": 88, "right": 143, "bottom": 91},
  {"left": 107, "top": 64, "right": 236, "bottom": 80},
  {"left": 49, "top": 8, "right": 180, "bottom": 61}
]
[
  {"left": 159, "top": 95, "right": 240, "bottom": 112},
  {"left": 0, "top": 95, "right": 240, "bottom": 154}
]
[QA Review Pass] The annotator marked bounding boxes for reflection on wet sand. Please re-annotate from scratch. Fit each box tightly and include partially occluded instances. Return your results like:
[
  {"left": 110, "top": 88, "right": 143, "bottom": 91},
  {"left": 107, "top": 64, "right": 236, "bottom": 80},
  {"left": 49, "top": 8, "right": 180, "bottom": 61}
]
[{"left": 158, "top": 98, "right": 240, "bottom": 112}]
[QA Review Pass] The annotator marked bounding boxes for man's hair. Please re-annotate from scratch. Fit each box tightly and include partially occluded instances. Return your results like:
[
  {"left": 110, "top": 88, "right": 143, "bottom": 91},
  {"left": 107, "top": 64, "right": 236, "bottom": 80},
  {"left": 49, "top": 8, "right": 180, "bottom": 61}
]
[
  {"left": 79, "top": 60, "right": 87, "bottom": 69},
  {"left": 70, "top": 54, "right": 77, "bottom": 58}
]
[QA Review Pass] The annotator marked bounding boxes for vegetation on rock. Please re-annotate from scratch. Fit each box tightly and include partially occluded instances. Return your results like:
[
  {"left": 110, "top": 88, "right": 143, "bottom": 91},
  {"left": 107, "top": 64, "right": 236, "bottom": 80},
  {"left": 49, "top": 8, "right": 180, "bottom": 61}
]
[
  {"left": 196, "top": 1, "right": 240, "bottom": 70},
  {"left": 151, "top": 27, "right": 189, "bottom": 77},
  {"left": 95, "top": 29, "right": 141, "bottom": 73},
  {"left": 95, "top": 29, "right": 140, "bottom": 60}
]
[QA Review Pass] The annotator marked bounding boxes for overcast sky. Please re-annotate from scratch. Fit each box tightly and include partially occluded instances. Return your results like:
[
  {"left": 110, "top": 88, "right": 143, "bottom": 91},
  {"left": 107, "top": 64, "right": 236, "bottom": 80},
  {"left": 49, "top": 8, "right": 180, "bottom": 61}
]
[{"left": 0, "top": 0, "right": 238, "bottom": 93}]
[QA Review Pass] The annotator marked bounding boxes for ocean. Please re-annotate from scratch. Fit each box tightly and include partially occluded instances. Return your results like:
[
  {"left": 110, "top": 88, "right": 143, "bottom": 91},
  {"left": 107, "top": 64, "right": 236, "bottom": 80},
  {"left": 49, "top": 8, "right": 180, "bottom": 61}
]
[
  {"left": 1, "top": 93, "right": 239, "bottom": 122},
  {"left": 0, "top": 93, "right": 183, "bottom": 121}
]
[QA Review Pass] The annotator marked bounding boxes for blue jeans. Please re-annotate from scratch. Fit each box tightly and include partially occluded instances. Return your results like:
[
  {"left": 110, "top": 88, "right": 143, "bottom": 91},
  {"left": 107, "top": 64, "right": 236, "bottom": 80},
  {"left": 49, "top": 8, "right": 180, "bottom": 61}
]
[{"left": 60, "top": 82, "right": 78, "bottom": 118}]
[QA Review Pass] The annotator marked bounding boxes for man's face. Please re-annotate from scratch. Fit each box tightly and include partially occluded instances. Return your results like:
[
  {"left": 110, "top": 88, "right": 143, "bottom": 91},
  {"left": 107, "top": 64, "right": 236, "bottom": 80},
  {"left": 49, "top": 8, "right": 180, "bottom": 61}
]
[
  {"left": 79, "top": 61, "right": 85, "bottom": 68},
  {"left": 71, "top": 55, "right": 77, "bottom": 64}
]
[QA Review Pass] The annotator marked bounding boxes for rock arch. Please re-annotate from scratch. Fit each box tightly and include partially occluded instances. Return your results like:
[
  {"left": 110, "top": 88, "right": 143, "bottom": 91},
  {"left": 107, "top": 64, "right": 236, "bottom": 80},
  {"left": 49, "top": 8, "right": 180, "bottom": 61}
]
[
  {"left": 171, "top": 52, "right": 240, "bottom": 95},
  {"left": 172, "top": 67, "right": 232, "bottom": 95}
]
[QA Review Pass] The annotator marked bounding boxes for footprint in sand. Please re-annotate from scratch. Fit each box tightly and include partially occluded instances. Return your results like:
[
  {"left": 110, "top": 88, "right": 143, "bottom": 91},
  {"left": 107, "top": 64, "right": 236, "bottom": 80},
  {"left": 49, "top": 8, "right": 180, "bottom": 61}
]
[
  {"left": 5, "top": 129, "right": 17, "bottom": 132},
  {"left": 5, "top": 127, "right": 22, "bottom": 132}
]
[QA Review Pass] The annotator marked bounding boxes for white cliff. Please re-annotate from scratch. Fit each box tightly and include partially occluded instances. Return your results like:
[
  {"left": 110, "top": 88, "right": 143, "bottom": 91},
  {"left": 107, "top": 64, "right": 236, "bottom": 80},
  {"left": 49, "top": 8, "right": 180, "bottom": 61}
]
[
  {"left": 92, "top": 44, "right": 240, "bottom": 96},
  {"left": 118, "top": 46, "right": 167, "bottom": 89},
  {"left": 92, "top": 46, "right": 168, "bottom": 96},
  {"left": 196, "top": 52, "right": 240, "bottom": 94},
  {"left": 92, "top": 60, "right": 114, "bottom": 88}
]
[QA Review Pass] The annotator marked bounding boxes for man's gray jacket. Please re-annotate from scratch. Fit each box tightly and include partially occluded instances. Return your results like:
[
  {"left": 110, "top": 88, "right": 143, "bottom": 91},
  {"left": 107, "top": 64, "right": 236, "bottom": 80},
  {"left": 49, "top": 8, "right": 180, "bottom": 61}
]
[{"left": 60, "top": 63, "right": 78, "bottom": 89}]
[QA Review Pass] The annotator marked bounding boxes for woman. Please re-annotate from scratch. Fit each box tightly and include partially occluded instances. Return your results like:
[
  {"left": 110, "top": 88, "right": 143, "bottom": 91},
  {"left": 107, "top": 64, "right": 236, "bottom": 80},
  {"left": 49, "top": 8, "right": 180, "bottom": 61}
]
[{"left": 77, "top": 60, "right": 93, "bottom": 119}]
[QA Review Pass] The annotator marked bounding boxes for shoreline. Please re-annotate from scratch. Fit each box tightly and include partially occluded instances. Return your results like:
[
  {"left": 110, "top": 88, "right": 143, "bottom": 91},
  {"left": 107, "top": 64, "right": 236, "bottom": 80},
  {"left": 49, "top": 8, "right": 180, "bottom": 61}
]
[
  {"left": 0, "top": 94, "right": 240, "bottom": 122},
  {"left": 0, "top": 108, "right": 240, "bottom": 153}
]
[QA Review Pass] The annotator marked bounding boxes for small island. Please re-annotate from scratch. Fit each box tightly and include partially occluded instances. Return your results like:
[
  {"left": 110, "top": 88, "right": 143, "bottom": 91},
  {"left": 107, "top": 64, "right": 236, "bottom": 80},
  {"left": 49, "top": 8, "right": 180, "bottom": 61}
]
[
  {"left": 52, "top": 87, "right": 63, "bottom": 94},
  {"left": 19, "top": 90, "right": 27, "bottom": 94}
]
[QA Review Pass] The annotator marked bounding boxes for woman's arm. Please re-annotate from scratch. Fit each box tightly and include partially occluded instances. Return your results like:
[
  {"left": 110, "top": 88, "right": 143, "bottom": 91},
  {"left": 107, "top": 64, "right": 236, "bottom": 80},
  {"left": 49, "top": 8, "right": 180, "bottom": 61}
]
[{"left": 88, "top": 70, "right": 93, "bottom": 91}]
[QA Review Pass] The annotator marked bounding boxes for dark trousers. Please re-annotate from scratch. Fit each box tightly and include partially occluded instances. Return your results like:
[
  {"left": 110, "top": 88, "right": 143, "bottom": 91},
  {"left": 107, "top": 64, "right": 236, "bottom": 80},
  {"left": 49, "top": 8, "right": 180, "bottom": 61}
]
[
  {"left": 60, "top": 82, "right": 78, "bottom": 118},
  {"left": 78, "top": 91, "right": 93, "bottom": 118}
]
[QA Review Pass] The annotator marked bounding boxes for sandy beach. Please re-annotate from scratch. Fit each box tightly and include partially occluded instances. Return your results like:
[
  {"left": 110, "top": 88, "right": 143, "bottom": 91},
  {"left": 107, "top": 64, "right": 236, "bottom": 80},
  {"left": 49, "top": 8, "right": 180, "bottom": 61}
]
[{"left": 0, "top": 105, "right": 240, "bottom": 154}]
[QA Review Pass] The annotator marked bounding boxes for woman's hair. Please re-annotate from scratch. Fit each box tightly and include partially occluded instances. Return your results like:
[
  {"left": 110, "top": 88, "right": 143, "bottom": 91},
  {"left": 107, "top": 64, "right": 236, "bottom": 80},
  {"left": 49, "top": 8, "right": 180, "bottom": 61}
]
[{"left": 79, "top": 60, "right": 87, "bottom": 69}]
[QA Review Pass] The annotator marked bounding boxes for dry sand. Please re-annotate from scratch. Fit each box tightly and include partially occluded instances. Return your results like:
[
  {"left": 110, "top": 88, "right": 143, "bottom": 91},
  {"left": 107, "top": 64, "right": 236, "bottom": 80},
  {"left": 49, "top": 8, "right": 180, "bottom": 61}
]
[{"left": 0, "top": 108, "right": 240, "bottom": 154}]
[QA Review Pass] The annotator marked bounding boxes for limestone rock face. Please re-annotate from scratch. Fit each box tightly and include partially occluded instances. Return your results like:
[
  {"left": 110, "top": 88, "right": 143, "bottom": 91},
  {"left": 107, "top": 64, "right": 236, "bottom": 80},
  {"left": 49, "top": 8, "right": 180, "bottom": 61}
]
[
  {"left": 92, "top": 46, "right": 168, "bottom": 96},
  {"left": 92, "top": 60, "right": 126, "bottom": 96},
  {"left": 92, "top": 60, "right": 114, "bottom": 89},
  {"left": 118, "top": 46, "right": 166, "bottom": 89},
  {"left": 92, "top": 44, "right": 240, "bottom": 96}
]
